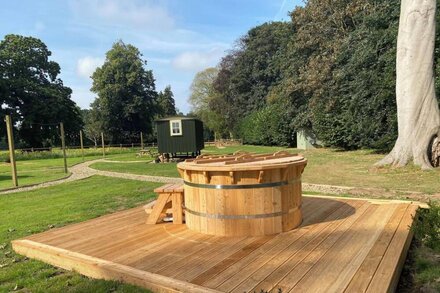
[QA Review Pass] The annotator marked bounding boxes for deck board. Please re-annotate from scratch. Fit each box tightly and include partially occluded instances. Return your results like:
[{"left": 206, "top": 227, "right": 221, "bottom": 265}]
[
  {"left": 218, "top": 200, "right": 366, "bottom": 292},
  {"left": 244, "top": 200, "right": 369, "bottom": 293},
  {"left": 12, "top": 196, "right": 418, "bottom": 293},
  {"left": 291, "top": 204, "right": 396, "bottom": 293},
  {"left": 344, "top": 204, "right": 408, "bottom": 292}
]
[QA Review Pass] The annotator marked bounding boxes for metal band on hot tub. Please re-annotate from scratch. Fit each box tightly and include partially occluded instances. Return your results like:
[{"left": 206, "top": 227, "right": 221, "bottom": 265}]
[
  {"left": 183, "top": 178, "right": 301, "bottom": 190},
  {"left": 184, "top": 206, "right": 301, "bottom": 220}
]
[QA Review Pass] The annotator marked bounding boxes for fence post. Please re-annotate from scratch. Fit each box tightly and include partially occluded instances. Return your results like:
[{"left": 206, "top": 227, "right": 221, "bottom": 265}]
[
  {"left": 79, "top": 130, "right": 84, "bottom": 161},
  {"left": 140, "top": 132, "right": 144, "bottom": 149},
  {"left": 101, "top": 132, "right": 105, "bottom": 157},
  {"left": 5, "top": 115, "right": 18, "bottom": 187},
  {"left": 60, "top": 122, "right": 68, "bottom": 174}
]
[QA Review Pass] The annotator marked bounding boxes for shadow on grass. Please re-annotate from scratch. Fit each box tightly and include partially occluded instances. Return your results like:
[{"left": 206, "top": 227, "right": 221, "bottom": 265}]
[{"left": 0, "top": 174, "right": 32, "bottom": 181}]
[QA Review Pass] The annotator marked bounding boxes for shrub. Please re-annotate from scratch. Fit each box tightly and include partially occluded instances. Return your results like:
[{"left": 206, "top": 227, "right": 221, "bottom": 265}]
[
  {"left": 412, "top": 201, "right": 440, "bottom": 252},
  {"left": 238, "top": 102, "right": 295, "bottom": 147}
]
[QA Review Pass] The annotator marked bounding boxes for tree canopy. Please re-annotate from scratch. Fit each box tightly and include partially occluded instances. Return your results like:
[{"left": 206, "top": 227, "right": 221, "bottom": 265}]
[
  {"left": 194, "top": 0, "right": 440, "bottom": 151},
  {"left": 0, "top": 34, "right": 83, "bottom": 147},
  {"left": 211, "top": 22, "right": 293, "bottom": 135},
  {"left": 290, "top": 0, "right": 400, "bottom": 150},
  {"left": 157, "top": 85, "right": 177, "bottom": 118},
  {"left": 90, "top": 41, "right": 157, "bottom": 143},
  {"left": 188, "top": 67, "right": 228, "bottom": 138}
]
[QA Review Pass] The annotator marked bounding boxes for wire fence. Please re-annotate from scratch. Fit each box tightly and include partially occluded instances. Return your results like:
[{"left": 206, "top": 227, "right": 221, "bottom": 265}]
[
  {"left": 0, "top": 117, "right": 243, "bottom": 189},
  {"left": 204, "top": 139, "right": 243, "bottom": 147},
  {"left": 0, "top": 123, "right": 162, "bottom": 189},
  {"left": 0, "top": 142, "right": 158, "bottom": 152},
  {"left": 0, "top": 144, "right": 154, "bottom": 190}
]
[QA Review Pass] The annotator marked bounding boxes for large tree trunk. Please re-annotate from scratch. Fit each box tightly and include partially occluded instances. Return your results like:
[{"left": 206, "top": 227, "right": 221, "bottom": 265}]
[{"left": 377, "top": 0, "right": 440, "bottom": 169}]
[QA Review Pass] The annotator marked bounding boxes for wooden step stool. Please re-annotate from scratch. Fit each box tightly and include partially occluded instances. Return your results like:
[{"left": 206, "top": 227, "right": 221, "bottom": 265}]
[{"left": 144, "top": 183, "right": 184, "bottom": 224}]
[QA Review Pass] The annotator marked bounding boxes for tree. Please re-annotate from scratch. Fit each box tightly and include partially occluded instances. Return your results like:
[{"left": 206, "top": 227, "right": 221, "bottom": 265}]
[
  {"left": 0, "top": 34, "right": 83, "bottom": 147},
  {"left": 212, "top": 22, "right": 293, "bottom": 135},
  {"left": 189, "top": 67, "right": 228, "bottom": 139},
  {"left": 194, "top": 0, "right": 440, "bottom": 153},
  {"left": 90, "top": 41, "right": 157, "bottom": 143},
  {"left": 238, "top": 100, "right": 296, "bottom": 146},
  {"left": 81, "top": 108, "right": 102, "bottom": 147},
  {"left": 157, "top": 85, "right": 176, "bottom": 117},
  {"left": 303, "top": 0, "right": 400, "bottom": 150},
  {"left": 189, "top": 68, "right": 218, "bottom": 115},
  {"left": 210, "top": 55, "right": 236, "bottom": 137},
  {"left": 377, "top": 0, "right": 440, "bottom": 169},
  {"left": 273, "top": 0, "right": 384, "bottom": 148}
]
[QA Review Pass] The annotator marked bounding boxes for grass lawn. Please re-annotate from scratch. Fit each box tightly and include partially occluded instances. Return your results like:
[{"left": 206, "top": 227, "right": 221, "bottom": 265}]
[
  {"left": 103, "top": 152, "right": 154, "bottom": 162},
  {"left": 90, "top": 145, "right": 440, "bottom": 195},
  {"left": 0, "top": 148, "right": 147, "bottom": 191},
  {"left": 89, "top": 145, "right": 290, "bottom": 178},
  {"left": 0, "top": 154, "right": 438, "bottom": 291},
  {"left": 0, "top": 175, "right": 158, "bottom": 292},
  {"left": 400, "top": 203, "right": 440, "bottom": 292},
  {"left": 301, "top": 148, "right": 440, "bottom": 195},
  {"left": 409, "top": 245, "right": 440, "bottom": 291},
  {"left": 91, "top": 161, "right": 179, "bottom": 177},
  {"left": 0, "top": 156, "right": 88, "bottom": 190}
]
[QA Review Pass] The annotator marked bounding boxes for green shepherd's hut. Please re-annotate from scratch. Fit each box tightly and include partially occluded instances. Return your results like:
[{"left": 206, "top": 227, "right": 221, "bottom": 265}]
[{"left": 155, "top": 117, "right": 204, "bottom": 157}]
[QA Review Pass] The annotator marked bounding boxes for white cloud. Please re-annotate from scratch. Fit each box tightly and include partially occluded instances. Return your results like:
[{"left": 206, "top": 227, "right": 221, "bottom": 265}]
[
  {"left": 70, "top": 0, "right": 174, "bottom": 31},
  {"left": 70, "top": 86, "right": 96, "bottom": 109},
  {"left": 76, "top": 56, "right": 104, "bottom": 79},
  {"left": 172, "top": 47, "right": 225, "bottom": 72},
  {"left": 148, "top": 57, "right": 171, "bottom": 64}
]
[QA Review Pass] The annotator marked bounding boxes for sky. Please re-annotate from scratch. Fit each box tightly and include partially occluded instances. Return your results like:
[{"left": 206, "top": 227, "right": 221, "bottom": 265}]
[{"left": 0, "top": 0, "right": 301, "bottom": 114}]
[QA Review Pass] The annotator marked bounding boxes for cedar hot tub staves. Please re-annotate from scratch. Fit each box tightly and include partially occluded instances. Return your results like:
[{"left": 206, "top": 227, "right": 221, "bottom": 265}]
[{"left": 177, "top": 151, "right": 307, "bottom": 236}]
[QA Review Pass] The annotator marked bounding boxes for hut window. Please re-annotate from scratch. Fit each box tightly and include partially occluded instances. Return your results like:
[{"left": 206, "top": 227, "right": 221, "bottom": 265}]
[{"left": 170, "top": 120, "right": 182, "bottom": 136}]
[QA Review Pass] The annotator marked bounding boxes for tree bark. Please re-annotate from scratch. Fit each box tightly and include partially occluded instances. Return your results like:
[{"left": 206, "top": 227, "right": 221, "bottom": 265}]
[{"left": 377, "top": 0, "right": 440, "bottom": 169}]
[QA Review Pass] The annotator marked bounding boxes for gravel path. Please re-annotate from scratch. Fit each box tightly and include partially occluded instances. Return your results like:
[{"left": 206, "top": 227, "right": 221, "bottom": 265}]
[
  {"left": 1, "top": 159, "right": 437, "bottom": 203},
  {"left": 0, "top": 159, "right": 180, "bottom": 195}
]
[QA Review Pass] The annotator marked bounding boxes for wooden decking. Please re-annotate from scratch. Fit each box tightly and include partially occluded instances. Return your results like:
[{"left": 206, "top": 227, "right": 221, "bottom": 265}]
[{"left": 12, "top": 196, "right": 418, "bottom": 293}]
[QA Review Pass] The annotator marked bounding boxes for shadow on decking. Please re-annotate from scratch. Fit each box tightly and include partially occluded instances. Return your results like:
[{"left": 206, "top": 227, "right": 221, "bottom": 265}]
[
  {"left": 300, "top": 196, "right": 356, "bottom": 227},
  {"left": 11, "top": 196, "right": 416, "bottom": 293}
]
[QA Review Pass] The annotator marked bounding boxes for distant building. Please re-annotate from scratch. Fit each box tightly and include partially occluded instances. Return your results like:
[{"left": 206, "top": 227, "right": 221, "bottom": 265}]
[
  {"left": 296, "top": 129, "right": 322, "bottom": 150},
  {"left": 155, "top": 117, "right": 204, "bottom": 156}
]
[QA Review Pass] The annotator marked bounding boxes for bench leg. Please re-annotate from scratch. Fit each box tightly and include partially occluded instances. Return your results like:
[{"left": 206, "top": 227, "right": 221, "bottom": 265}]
[
  {"left": 146, "top": 193, "right": 171, "bottom": 224},
  {"left": 172, "top": 193, "right": 183, "bottom": 224}
]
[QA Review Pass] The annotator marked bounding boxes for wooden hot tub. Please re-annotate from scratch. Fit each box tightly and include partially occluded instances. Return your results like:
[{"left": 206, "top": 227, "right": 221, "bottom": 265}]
[{"left": 177, "top": 152, "right": 307, "bottom": 236}]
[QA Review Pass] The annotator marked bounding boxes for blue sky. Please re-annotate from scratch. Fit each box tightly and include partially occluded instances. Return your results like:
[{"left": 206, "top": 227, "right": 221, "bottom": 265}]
[{"left": 0, "top": 0, "right": 301, "bottom": 113}]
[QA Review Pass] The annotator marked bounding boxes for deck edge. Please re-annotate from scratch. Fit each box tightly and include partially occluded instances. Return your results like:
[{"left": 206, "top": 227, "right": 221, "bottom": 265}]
[
  {"left": 12, "top": 239, "right": 222, "bottom": 293},
  {"left": 365, "top": 204, "right": 419, "bottom": 293},
  {"left": 303, "top": 194, "right": 429, "bottom": 208},
  {"left": 384, "top": 204, "right": 419, "bottom": 293}
]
